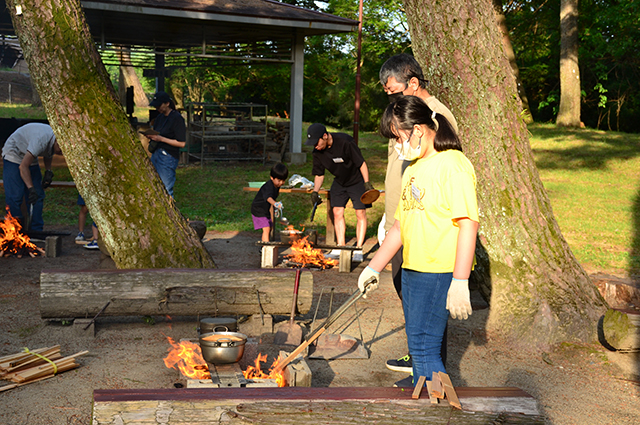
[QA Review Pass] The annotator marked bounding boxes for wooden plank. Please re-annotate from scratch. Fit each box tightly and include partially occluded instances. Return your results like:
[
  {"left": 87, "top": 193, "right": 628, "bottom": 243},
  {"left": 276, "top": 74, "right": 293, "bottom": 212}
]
[
  {"left": 439, "top": 372, "right": 461, "bottom": 410},
  {"left": 431, "top": 371, "right": 444, "bottom": 398},
  {"left": 426, "top": 380, "right": 438, "bottom": 404},
  {"left": 93, "top": 386, "right": 534, "bottom": 402},
  {"left": 39, "top": 269, "right": 313, "bottom": 318},
  {"left": 412, "top": 375, "right": 427, "bottom": 399}
]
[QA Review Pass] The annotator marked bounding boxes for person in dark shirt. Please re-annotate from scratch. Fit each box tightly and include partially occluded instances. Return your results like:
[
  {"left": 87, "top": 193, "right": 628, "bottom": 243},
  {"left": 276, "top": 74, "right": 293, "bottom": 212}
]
[
  {"left": 147, "top": 91, "right": 186, "bottom": 198},
  {"left": 306, "top": 123, "right": 374, "bottom": 262},
  {"left": 251, "top": 163, "right": 288, "bottom": 242}
]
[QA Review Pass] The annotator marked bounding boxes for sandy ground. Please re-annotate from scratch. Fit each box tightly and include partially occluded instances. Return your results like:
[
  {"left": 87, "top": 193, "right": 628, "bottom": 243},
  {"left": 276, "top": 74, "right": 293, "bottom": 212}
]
[{"left": 0, "top": 227, "right": 639, "bottom": 425}]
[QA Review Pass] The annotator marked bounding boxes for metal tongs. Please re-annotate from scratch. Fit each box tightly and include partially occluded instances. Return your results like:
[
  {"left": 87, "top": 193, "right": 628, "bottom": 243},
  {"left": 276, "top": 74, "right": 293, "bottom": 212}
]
[{"left": 274, "top": 277, "right": 376, "bottom": 372}]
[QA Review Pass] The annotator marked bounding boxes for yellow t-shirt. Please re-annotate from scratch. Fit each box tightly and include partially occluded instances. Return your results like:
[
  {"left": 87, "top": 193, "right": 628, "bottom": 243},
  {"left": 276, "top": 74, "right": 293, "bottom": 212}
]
[{"left": 395, "top": 150, "right": 479, "bottom": 273}]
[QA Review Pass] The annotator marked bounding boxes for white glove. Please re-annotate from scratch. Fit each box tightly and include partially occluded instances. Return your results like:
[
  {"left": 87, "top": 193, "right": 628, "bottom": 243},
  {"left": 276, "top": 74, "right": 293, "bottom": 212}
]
[
  {"left": 358, "top": 266, "right": 380, "bottom": 299},
  {"left": 446, "top": 278, "right": 472, "bottom": 320},
  {"left": 274, "top": 202, "right": 283, "bottom": 210}
]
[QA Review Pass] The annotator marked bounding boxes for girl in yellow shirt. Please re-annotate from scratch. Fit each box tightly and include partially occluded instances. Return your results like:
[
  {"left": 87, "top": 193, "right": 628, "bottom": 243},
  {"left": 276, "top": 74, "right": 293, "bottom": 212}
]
[{"left": 358, "top": 95, "right": 479, "bottom": 387}]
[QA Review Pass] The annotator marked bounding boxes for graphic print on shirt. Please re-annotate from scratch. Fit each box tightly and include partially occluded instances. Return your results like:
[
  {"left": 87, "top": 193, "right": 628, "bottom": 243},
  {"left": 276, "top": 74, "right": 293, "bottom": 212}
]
[{"left": 400, "top": 176, "right": 425, "bottom": 211}]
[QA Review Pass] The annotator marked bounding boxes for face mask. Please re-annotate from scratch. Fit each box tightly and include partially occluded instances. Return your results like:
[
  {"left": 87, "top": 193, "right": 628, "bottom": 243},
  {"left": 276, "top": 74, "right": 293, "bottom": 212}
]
[
  {"left": 394, "top": 129, "right": 423, "bottom": 161},
  {"left": 387, "top": 92, "right": 404, "bottom": 103}
]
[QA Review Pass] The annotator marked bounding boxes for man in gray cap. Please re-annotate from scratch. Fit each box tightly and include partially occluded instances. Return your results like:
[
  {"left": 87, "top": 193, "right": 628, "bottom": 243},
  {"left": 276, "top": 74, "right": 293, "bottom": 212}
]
[
  {"left": 2, "top": 122, "right": 62, "bottom": 231},
  {"left": 306, "top": 123, "right": 374, "bottom": 262}
]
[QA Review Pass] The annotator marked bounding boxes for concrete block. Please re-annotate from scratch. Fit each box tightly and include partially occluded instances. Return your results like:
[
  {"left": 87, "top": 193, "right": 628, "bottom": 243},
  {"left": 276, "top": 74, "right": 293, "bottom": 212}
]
[
  {"left": 73, "top": 318, "right": 95, "bottom": 337},
  {"left": 285, "top": 152, "right": 307, "bottom": 165},
  {"left": 280, "top": 350, "right": 312, "bottom": 387},
  {"left": 45, "top": 236, "right": 61, "bottom": 257},
  {"left": 261, "top": 246, "right": 279, "bottom": 268}
]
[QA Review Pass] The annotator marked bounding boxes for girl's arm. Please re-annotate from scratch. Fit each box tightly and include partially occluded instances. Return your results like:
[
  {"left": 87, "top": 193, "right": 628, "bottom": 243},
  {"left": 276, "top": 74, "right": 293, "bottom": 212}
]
[{"left": 452, "top": 217, "right": 479, "bottom": 279}]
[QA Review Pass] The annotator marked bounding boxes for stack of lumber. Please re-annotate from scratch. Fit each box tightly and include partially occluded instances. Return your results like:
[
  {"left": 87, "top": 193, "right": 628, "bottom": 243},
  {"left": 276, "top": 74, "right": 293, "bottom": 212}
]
[{"left": 0, "top": 345, "right": 88, "bottom": 392}]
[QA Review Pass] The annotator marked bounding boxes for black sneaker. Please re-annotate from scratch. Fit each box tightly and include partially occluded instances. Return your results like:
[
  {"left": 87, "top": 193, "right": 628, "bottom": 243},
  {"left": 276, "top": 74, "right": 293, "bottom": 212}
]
[
  {"left": 386, "top": 354, "right": 412, "bottom": 372},
  {"left": 393, "top": 374, "right": 414, "bottom": 388}
]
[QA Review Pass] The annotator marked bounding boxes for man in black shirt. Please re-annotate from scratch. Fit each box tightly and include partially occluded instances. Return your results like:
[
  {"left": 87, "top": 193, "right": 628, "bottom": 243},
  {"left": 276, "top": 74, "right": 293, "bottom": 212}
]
[{"left": 307, "top": 123, "right": 374, "bottom": 262}]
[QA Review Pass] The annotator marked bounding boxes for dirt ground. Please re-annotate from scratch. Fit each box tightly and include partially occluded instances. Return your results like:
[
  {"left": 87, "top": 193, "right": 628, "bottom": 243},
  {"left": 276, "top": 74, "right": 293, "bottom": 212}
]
[{"left": 1, "top": 226, "right": 639, "bottom": 425}]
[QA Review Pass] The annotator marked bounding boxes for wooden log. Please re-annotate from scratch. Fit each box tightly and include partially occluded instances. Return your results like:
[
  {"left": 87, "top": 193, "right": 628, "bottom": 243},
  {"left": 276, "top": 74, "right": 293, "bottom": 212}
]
[
  {"left": 600, "top": 309, "right": 640, "bottom": 351},
  {"left": 40, "top": 268, "right": 313, "bottom": 319}
]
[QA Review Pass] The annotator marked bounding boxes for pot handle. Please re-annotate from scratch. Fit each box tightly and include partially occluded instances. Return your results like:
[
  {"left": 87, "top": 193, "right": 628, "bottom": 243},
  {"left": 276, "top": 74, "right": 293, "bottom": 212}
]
[{"left": 213, "top": 325, "right": 229, "bottom": 332}]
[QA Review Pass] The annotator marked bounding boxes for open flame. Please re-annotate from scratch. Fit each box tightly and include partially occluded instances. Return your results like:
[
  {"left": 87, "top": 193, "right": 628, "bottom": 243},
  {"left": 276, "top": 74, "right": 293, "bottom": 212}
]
[
  {"left": 0, "top": 207, "right": 42, "bottom": 257},
  {"left": 163, "top": 337, "right": 211, "bottom": 380},
  {"left": 286, "top": 233, "right": 336, "bottom": 269},
  {"left": 242, "top": 353, "right": 286, "bottom": 387}
]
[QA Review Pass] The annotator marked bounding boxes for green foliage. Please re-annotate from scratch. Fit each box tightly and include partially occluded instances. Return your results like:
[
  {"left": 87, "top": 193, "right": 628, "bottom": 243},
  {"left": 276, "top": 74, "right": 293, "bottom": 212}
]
[{"left": 504, "top": 0, "right": 640, "bottom": 132}]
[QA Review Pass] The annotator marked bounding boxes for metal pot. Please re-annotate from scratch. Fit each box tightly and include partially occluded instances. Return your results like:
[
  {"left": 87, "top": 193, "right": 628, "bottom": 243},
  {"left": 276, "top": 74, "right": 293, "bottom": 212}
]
[
  {"left": 198, "top": 317, "right": 237, "bottom": 335},
  {"left": 280, "top": 229, "right": 303, "bottom": 245},
  {"left": 199, "top": 327, "right": 247, "bottom": 364}
]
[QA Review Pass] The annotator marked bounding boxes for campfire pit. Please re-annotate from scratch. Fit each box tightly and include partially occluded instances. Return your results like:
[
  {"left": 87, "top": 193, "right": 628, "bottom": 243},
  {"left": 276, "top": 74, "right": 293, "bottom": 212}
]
[
  {"left": 0, "top": 207, "right": 45, "bottom": 258},
  {"left": 163, "top": 336, "right": 310, "bottom": 388}
]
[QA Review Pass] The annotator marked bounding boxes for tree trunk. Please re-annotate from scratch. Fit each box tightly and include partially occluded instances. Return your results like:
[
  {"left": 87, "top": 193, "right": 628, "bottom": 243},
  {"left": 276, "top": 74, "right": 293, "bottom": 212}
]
[
  {"left": 556, "top": 0, "right": 581, "bottom": 127},
  {"left": 117, "top": 46, "right": 149, "bottom": 108},
  {"left": 403, "top": 0, "right": 605, "bottom": 348},
  {"left": 492, "top": 0, "right": 533, "bottom": 124},
  {"left": 8, "top": 0, "right": 215, "bottom": 269}
]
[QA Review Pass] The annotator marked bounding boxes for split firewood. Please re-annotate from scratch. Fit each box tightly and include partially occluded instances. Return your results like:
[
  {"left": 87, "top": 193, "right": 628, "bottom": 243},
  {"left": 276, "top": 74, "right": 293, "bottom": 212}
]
[
  {"left": 0, "top": 345, "right": 61, "bottom": 372},
  {"left": 412, "top": 375, "right": 427, "bottom": 399},
  {"left": 430, "top": 371, "right": 444, "bottom": 399},
  {"left": 426, "top": 381, "right": 438, "bottom": 404},
  {"left": 438, "top": 372, "right": 461, "bottom": 410},
  {"left": 0, "top": 374, "right": 55, "bottom": 393}
]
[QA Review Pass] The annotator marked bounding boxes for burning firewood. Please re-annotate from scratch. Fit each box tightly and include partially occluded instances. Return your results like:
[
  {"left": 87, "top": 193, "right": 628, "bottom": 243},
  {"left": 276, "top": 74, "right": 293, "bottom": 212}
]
[
  {"left": 0, "top": 207, "right": 42, "bottom": 257},
  {"left": 285, "top": 233, "right": 336, "bottom": 269}
]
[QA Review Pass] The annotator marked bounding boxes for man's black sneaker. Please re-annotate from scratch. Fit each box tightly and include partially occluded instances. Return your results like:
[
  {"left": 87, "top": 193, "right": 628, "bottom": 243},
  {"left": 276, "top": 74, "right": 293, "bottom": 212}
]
[
  {"left": 393, "top": 374, "right": 414, "bottom": 388},
  {"left": 386, "top": 354, "right": 412, "bottom": 372}
]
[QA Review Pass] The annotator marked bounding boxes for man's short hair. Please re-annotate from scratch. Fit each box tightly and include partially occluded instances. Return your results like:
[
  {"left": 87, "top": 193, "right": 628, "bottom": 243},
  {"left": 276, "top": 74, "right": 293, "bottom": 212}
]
[{"left": 379, "top": 53, "right": 427, "bottom": 89}]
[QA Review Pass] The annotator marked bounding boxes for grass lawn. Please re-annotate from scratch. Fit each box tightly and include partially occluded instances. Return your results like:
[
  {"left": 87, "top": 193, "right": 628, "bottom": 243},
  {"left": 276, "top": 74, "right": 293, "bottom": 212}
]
[{"left": 1, "top": 103, "right": 638, "bottom": 276}]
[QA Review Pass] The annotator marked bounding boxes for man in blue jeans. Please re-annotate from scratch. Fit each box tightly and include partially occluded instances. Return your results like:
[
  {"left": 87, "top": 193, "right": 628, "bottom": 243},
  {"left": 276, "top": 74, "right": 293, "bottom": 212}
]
[
  {"left": 146, "top": 91, "right": 186, "bottom": 198},
  {"left": 2, "top": 123, "right": 62, "bottom": 231}
]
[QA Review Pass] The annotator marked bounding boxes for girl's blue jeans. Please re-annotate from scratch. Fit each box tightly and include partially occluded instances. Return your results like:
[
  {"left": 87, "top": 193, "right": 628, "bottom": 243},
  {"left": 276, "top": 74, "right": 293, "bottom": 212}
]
[{"left": 401, "top": 269, "right": 451, "bottom": 385}]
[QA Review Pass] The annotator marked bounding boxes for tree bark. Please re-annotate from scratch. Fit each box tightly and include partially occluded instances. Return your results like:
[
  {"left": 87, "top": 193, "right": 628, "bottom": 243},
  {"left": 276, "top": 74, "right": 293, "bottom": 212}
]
[
  {"left": 556, "top": 0, "right": 581, "bottom": 127},
  {"left": 117, "top": 46, "right": 149, "bottom": 108},
  {"left": 403, "top": 0, "right": 605, "bottom": 348},
  {"left": 492, "top": 0, "right": 533, "bottom": 124},
  {"left": 7, "top": 0, "right": 215, "bottom": 269}
]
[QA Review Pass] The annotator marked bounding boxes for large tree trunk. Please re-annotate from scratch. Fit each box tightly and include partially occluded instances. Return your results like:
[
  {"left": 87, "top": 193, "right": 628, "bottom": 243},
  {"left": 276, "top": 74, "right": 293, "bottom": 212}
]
[
  {"left": 117, "top": 46, "right": 149, "bottom": 108},
  {"left": 8, "top": 0, "right": 215, "bottom": 269},
  {"left": 492, "top": 0, "right": 533, "bottom": 124},
  {"left": 556, "top": 0, "right": 581, "bottom": 127},
  {"left": 403, "top": 0, "right": 605, "bottom": 348}
]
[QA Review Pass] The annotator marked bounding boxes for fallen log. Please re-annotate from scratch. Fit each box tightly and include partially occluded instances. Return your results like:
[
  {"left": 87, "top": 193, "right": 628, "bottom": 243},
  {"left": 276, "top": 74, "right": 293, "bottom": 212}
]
[
  {"left": 40, "top": 268, "right": 313, "bottom": 319},
  {"left": 600, "top": 309, "right": 640, "bottom": 351}
]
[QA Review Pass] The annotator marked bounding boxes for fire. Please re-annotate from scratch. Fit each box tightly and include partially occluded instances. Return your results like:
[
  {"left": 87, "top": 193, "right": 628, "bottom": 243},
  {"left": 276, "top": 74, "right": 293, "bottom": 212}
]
[
  {"left": 0, "top": 207, "right": 41, "bottom": 257},
  {"left": 163, "top": 337, "right": 211, "bottom": 380},
  {"left": 286, "top": 234, "right": 336, "bottom": 269},
  {"left": 243, "top": 353, "right": 286, "bottom": 387}
]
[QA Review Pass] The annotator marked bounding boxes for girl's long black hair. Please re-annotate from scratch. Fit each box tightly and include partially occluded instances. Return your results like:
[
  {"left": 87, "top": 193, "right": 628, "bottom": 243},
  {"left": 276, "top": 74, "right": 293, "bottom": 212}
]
[{"left": 380, "top": 96, "right": 462, "bottom": 152}]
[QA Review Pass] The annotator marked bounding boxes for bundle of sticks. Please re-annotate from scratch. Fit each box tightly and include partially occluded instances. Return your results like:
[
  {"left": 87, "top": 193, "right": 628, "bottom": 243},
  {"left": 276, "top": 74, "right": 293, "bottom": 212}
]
[{"left": 0, "top": 345, "right": 88, "bottom": 392}]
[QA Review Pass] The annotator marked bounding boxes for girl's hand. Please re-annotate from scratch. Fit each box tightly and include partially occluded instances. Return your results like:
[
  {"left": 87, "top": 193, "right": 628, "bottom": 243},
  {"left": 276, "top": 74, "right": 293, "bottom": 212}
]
[{"left": 446, "top": 278, "right": 472, "bottom": 320}]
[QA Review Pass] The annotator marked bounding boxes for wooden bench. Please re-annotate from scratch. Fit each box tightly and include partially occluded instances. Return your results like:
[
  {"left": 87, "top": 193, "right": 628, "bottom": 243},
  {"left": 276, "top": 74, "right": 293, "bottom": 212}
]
[{"left": 256, "top": 241, "right": 359, "bottom": 273}]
